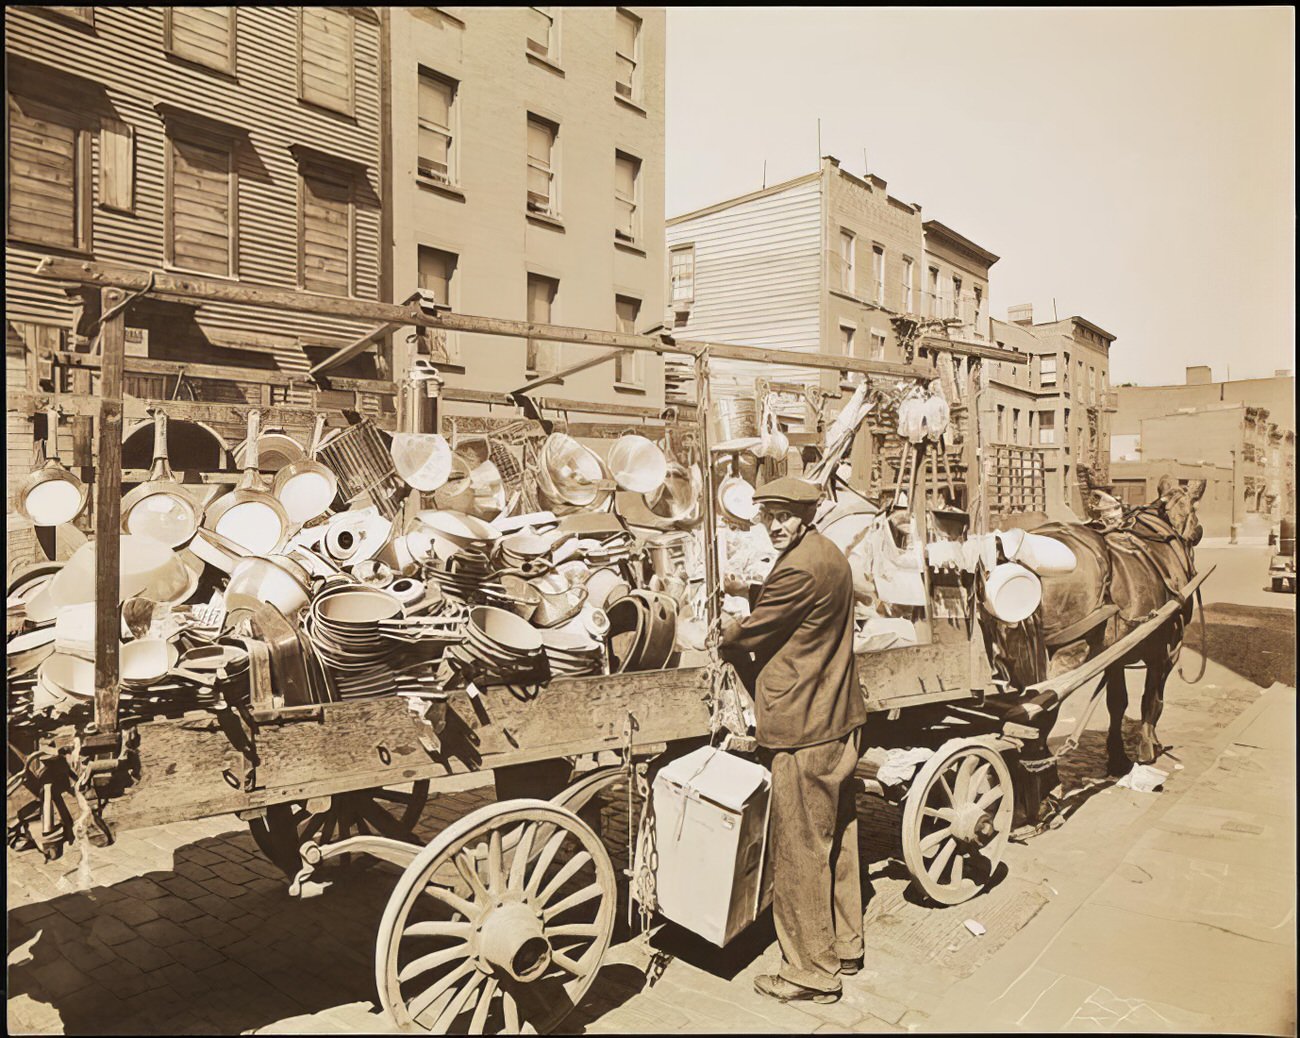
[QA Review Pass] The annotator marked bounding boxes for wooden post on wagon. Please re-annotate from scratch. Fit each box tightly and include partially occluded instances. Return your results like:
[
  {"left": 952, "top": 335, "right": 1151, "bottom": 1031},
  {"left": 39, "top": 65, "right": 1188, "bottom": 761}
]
[{"left": 93, "top": 287, "right": 126, "bottom": 737}]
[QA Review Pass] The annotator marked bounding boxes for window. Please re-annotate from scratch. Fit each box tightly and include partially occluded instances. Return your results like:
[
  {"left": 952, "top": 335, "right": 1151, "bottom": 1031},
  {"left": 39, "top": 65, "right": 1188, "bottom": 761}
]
[
  {"left": 526, "top": 115, "right": 557, "bottom": 216},
  {"left": 615, "top": 8, "right": 641, "bottom": 101},
  {"left": 526, "top": 7, "right": 555, "bottom": 61},
  {"left": 902, "top": 256, "right": 914, "bottom": 312},
  {"left": 1012, "top": 408, "right": 1021, "bottom": 444},
  {"left": 872, "top": 244, "right": 885, "bottom": 304},
  {"left": 839, "top": 323, "right": 855, "bottom": 357},
  {"left": 951, "top": 275, "right": 962, "bottom": 318},
  {"left": 526, "top": 273, "right": 559, "bottom": 376},
  {"left": 928, "top": 266, "right": 940, "bottom": 317},
  {"left": 418, "top": 246, "right": 460, "bottom": 362},
  {"left": 164, "top": 8, "right": 236, "bottom": 74},
  {"left": 99, "top": 118, "right": 135, "bottom": 213},
  {"left": 996, "top": 405, "right": 1006, "bottom": 442},
  {"left": 1039, "top": 410, "right": 1056, "bottom": 445},
  {"left": 839, "top": 230, "right": 855, "bottom": 293},
  {"left": 166, "top": 128, "right": 235, "bottom": 275},
  {"left": 670, "top": 245, "right": 695, "bottom": 307},
  {"left": 1040, "top": 355, "right": 1058, "bottom": 387},
  {"left": 298, "top": 167, "right": 353, "bottom": 295},
  {"left": 870, "top": 330, "right": 887, "bottom": 361},
  {"left": 44, "top": 7, "right": 94, "bottom": 24},
  {"left": 614, "top": 151, "right": 640, "bottom": 243},
  {"left": 615, "top": 295, "right": 645, "bottom": 387},
  {"left": 417, "top": 69, "right": 457, "bottom": 184},
  {"left": 298, "top": 7, "right": 354, "bottom": 115},
  {"left": 973, "top": 285, "right": 983, "bottom": 335},
  {"left": 7, "top": 95, "right": 91, "bottom": 250}
]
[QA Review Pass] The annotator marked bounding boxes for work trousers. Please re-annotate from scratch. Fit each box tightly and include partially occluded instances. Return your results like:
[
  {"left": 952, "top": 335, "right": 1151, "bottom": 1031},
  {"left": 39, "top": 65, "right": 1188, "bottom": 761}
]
[{"left": 766, "top": 726, "right": 864, "bottom": 993}]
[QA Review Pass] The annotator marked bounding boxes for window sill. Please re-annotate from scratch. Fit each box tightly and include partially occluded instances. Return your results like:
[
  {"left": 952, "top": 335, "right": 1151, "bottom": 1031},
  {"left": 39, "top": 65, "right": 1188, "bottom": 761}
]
[
  {"left": 6, "top": 237, "right": 92, "bottom": 258},
  {"left": 614, "top": 382, "right": 647, "bottom": 395},
  {"left": 525, "top": 373, "right": 565, "bottom": 386},
  {"left": 526, "top": 52, "right": 565, "bottom": 77},
  {"left": 526, "top": 211, "right": 565, "bottom": 232},
  {"left": 614, "top": 239, "right": 646, "bottom": 257},
  {"left": 829, "top": 288, "right": 866, "bottom": 306},
  {"left": 166, "top": 262, "right": 240, "bottom": 282},
  {"left": 164, "top": 49, "right": 238, "bottom": 82},
  {"left": 614, "top": 94, "right": 646, "bottom": 116},
  {"left": 297, "top": 95, "right": 358, "bottom": 122},
  {"left": 416, "top": 176, "right": 467, "bottom": 202}
]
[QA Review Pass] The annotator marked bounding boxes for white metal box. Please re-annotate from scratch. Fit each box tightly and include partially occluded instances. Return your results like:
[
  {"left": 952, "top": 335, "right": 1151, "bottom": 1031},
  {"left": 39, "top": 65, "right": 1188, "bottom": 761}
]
[{"left": 634, "top": 746, "right": 773, "bottom": 947}]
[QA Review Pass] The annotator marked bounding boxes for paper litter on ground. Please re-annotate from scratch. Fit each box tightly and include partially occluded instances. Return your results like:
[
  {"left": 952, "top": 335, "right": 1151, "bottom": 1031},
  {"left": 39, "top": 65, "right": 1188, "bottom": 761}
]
[{"left": 1116, "top": 763, "right": 1168, "bottom": 793}]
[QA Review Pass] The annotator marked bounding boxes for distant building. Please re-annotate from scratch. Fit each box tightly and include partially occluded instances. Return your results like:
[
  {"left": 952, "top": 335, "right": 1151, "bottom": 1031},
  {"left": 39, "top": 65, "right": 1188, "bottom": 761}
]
[
  {"left": 986, "top": 305, "right": 1118, "bottom": 518},
  {"left": 385, "top": 7, "right": 666, "bottom": 411},
  {"left": 1113, "top": 367, "right": 1296, "bottom": 533}
]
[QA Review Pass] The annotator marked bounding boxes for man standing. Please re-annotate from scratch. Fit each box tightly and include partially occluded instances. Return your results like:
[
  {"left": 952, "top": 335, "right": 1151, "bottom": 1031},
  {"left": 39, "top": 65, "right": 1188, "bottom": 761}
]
[{"left": 720, "top": 477, "right": 866, "bottom": 1005}]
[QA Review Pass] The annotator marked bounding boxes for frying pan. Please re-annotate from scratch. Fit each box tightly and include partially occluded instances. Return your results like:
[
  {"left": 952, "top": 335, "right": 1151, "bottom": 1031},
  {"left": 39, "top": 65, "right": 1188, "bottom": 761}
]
[
  {"left": 16, "top": 407, "right": 88, "bottom": 528},
  {"left": 203, "top": 411, "right": 291, "bottom": 556},
  {"left": 120, "top": 410, "right": 201, "bottom": 548},
  {"left": 273, "top": 414, "right": 339, "bottom": 524}
]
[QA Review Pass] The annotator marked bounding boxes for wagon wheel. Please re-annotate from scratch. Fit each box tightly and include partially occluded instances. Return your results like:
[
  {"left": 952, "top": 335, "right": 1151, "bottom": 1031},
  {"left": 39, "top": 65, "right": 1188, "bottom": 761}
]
[
  {"left": 901, "top": 739, "right": 1014, "bottom": 906},
  {"left": 376, "top": 798, "right": 616, "bottom": 1034},
  {"left": 249, "top": 781, "right": 430, "bottom": 877}
]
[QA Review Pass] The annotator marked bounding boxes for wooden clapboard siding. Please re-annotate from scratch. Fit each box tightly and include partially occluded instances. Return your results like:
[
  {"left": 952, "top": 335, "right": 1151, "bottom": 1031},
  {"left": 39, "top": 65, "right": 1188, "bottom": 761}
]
[
  {"left": 666, "top": 175, "right": 823, "bottom": 396},
  {"left": 297, "top": 7, "right": 354, "bottom": 115},
  {"left": 6, "top": 95, "right": 89, "bottom": 250},
  {"left": 4, "top": 7, "right": 382, "bottom": 413},
  {"left": 166, "top": 131, "right": 234, "bottom": 275},
  {"left": 165, "top": 7, "right": 236, "bottom": 74}
]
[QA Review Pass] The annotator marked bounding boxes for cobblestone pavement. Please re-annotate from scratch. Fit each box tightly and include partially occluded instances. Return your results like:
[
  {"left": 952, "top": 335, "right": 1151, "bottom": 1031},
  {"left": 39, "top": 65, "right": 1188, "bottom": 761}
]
[{"left": 8, "top": 550, "right": 1292, "bottom": 1034}]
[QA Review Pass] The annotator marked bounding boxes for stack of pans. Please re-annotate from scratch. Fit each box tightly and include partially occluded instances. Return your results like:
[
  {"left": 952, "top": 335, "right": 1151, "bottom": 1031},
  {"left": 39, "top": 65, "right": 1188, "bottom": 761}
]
[
  {"left": 451, "top": 605, "right": 546, "bottom": 684},
  {"left": 604, "top": 590, "right": 679, "bottom": 673},
  {"left": 421, "top": 551, "right": 509, "bottom": 605},
  {"left": 305, "top": 584, "right": 403, "bottom": 698},
  {"left": 540, "top": 625, "right": 604, "bottom": 678}
]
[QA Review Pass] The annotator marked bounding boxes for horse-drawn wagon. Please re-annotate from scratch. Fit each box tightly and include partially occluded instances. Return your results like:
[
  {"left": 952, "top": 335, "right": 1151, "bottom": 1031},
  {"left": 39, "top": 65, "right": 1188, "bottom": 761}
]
[{"left": 7, "top": 261, "right": 1212, "bottom": 1033}]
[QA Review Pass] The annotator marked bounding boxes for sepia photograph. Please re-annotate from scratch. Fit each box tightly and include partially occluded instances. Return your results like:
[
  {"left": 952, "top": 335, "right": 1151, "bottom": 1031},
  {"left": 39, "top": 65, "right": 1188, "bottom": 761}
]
[{"left": 4, "top": 6, "right": 1295, "bottom": 1035}]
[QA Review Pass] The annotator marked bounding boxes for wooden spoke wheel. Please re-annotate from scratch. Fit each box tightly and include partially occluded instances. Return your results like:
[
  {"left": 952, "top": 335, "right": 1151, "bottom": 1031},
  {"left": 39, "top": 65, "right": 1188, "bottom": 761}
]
[
  {"left": 901, "top": 739, "right": 1013, "bottom": 906},
  {"left": 249, "top": 781, "right": 430, "bottom": 876},
  {"left": 376, "top": 799, "right": 616, "bottom": 1035}
]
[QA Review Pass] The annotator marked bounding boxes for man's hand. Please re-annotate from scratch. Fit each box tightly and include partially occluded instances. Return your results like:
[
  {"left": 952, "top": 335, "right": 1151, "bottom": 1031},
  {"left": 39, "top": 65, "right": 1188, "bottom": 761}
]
[
  {"left": 722, "top": 572, "right": 750, "bottom": 598},
  {"left": 719, "top": 612, "right": 743, "bottom": 646}
]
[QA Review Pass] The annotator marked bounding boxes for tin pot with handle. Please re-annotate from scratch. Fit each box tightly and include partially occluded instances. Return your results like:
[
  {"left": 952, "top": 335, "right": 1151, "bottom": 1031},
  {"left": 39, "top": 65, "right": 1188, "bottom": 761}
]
[
  {"left": 120, "top": 409, "right": 201, "bottom": 548},
  {"left": 272, "top": 414, "right": 339, "bottom": 525},
  {"left": 16, "top": 406, "right": 88, "bottom": 528},
  {"left": 202, "top": 410, "right": 291, "bottom": 556}
]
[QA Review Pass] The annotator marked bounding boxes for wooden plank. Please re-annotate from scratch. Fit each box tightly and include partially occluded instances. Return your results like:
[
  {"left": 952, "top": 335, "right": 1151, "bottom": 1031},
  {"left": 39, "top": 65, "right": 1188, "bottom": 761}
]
[
  {"left": 93, "top": 289, "right": 126, "bottom": 734},
  {"left": 88, "top": 667, "right": 714, "bottom": 832},
  {"left": 859, "top": 640, "right": 973, "bottom": 712},
  {"left": 51, "top": 351, "right": 297, "bottom": 387}
]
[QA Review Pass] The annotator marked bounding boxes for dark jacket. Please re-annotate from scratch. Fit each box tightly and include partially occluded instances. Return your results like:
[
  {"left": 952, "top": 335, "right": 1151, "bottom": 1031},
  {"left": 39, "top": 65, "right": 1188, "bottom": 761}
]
[{"left": 722, "top": 529, "right": 864, "bottom": 750}]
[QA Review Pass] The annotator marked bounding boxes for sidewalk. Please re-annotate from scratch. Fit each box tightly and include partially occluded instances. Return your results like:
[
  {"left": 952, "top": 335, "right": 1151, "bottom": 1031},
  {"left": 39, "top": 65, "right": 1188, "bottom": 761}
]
[{"left": 925, "top": 684, "right": 1297, "bottom": 1035}]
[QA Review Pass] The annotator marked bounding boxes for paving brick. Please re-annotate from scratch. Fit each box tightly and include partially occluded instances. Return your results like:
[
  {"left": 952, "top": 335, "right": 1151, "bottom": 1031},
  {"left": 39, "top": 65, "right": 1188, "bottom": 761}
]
[
  {"left": 152, "top": 961, "right": 209, "bottom": 998},
  {"left": 158, "top": 874, "right": 208, "bottom": 901},
  {"left": 51, "top": 934, "right": 117, "bottom": 974},
  {"left": 135, "top": 917, "right": 194, "bottom": 948},
  {"left": 115, "top": 937, "right": 173, "bottom": 973},
  {"left": 90, "top": 958, "right": 171, "bottom": 1000},
  {"left": 88, "top": 913, "right": 137, "bottom": 947},
  {"left": 192, "top": 892, "right": 243, "bottom": 921},
  {"left": 115, "top": 876, "right": 171, "bottom": 902},
  {"left": 168, "top": 939, "right": 227, "bottom": 973},
  {"left": 183, "top": 914, "right": 245, "bottom": 948},
  {"left": 201, "top": 875, "right": 250, "bottom": 900},
  {"left": 104, "top": 896, "right": 161, "bottom": 927},
  {"left": 208, "top": 859, "right": 262, "bottom": 886},
  {"left": 30, "top": 956, "right": 97, "bottom": 998},
  {"left": 172, "top": 860, "right": 218, "bottom": 885}
]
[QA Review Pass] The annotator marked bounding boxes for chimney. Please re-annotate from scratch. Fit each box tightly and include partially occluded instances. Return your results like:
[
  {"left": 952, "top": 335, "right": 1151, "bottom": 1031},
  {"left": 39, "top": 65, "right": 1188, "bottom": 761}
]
[
  {"left": 1007, "top": 304, "right": 1033, "bottom": 326},
  {"left": 1186, "top": 365, "right": 1213, "bottom": 385}
]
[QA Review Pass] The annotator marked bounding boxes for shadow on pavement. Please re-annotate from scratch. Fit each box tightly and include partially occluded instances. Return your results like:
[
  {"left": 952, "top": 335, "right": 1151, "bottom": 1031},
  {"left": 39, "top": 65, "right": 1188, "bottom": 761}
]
[
  {"left": 1198, "top": 603, "right": 1297, "bottom": 688},
  {"left": 7, "top": 829, "right": 398, "bottom": 1035}
]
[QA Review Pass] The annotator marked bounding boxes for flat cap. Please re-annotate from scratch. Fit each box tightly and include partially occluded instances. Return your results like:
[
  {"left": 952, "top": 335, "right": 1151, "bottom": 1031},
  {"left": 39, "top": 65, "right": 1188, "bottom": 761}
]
[{"left": 751, "top": 476, "right": 821, "bottom": 505}]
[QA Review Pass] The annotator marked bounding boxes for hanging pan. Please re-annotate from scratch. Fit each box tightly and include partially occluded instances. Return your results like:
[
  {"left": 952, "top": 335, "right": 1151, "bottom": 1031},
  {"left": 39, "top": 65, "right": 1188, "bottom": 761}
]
[
  {"left": 120, "top": 409, "right": 201, "bottom": 548},
  {"left": 273, "top": 414, "right": 339, "bottom": 525},
  {"left": 16, "top": 406, "right": 88, "bottom": 528},
  {"left": 202, "top": 410, "right": 291, "bottom": 556}
]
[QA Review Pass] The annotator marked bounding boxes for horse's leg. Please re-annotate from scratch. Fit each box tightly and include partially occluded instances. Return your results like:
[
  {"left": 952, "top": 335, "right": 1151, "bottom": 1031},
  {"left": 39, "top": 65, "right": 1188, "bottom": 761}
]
[
  {"left": 1136, "top": 625, "right": 1171, "bottom": 765},
  {"left": 1105, "top": 661, "right": 1131, "bottom": 776}
]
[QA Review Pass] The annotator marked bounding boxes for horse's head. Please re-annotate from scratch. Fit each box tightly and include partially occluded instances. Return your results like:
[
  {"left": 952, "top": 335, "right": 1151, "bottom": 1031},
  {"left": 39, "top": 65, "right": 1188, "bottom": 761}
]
[{"left": 1156, "top": 475, "right": 1206, "bottom": 546}]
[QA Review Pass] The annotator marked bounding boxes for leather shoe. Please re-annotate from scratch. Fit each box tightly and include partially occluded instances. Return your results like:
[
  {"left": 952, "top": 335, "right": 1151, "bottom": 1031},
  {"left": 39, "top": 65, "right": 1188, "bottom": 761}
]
[
  {"left": 839, "top": 956, "right": 864, "bottom": 976},
  {"left": 754, "top": 974, "right": 840, "bottom": 1004}
]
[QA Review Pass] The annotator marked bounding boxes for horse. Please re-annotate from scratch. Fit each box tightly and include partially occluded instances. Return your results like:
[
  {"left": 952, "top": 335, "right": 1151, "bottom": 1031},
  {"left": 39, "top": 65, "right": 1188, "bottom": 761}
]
[{"left": 1032, "top": 476, "right": 1206, "bottom": 775}]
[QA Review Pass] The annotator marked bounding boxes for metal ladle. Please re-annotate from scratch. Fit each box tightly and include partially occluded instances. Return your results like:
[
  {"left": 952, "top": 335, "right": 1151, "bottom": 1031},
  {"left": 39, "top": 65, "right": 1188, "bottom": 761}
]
[
  {"left": 120, "top": 409, "right": 200, "bottom": 548},
  {"left": 16, "top": 406, "right": 88, "bottom": 528}
]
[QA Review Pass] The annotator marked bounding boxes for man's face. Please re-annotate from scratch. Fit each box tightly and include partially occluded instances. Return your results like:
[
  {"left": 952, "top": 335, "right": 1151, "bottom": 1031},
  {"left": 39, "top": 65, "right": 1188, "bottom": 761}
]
[{"left": 758, "top": 504, "right": 811, "bottom": 552}]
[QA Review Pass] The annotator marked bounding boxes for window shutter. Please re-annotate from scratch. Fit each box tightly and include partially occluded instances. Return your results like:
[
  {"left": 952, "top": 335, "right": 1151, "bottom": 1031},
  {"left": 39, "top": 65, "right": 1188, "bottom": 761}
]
[
  {"left": 615, "top": 296, "right": 643, "bottom": 385},
  {"left": 99, "top": 117, "right": 134, "bottom": 213},
  {"left": 300, "top": 8, "right": 354, "bottom": 114},
  {"left": 169, "top": 133, "right": 232, "bottom": 274},
  {"left": 300, "top": 170, "right": 352, "bottom": 296},
  {"left": 167, "top": 8, "right": 235, "bottom": 72},
  {"left": 418, "top": 246, "right": 459, "bottom": 361},
  {"left": 7, "top": 96, "right": 83, "bottom": 249},
  {"left": 526, "top": 274, "right": 559, "bottom": 375}
]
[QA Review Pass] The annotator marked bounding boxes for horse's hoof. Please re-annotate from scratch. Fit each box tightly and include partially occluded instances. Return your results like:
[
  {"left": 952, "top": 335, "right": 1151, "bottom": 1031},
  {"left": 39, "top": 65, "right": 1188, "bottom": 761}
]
[{"left": 1107, "top": 755, "right": 1131, "bottom": 777}]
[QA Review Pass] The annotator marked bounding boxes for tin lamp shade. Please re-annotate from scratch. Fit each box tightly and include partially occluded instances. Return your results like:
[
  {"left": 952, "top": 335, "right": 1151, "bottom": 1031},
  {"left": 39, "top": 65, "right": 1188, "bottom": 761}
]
[
  {"left": 273, "top": 415, "right": 339, "bottom": 525},
  {"left": 120, "top": 410, "right": 200, "bottom": 548},
  {"left": 202, "top": 411, "right": 291, "bottom": 556},
  {"left": 608, "top": 434, "right": 668, "bottom": 494},
  {"left": 539, "top": 433, "right": 614, "bottom": 510},
  {"left": 16, "top": 408, "right": 88, "bottom": 528}
]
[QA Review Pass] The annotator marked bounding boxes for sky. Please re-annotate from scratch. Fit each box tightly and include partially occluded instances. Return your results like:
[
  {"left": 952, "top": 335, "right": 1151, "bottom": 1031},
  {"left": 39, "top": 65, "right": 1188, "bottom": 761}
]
[{"left": 664, "top": 7, "right": 1295, "bottom": 387}]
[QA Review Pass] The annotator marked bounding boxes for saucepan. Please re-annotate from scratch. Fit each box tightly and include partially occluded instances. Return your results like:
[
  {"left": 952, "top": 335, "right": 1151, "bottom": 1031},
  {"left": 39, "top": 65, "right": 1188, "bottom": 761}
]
[
  {"left": 120, "top": 409, "right": 201, "bottom": 548},
  {"left": 203, "top": 411, "right": 292, "bottom": 556},
  {"left": 273, "top": 415, "right": 339, "bottom": 525},
  {"left": 16, "top": 407, "right": 89, "bottom": 528}
]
